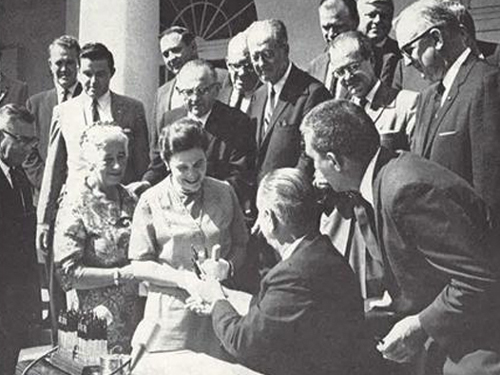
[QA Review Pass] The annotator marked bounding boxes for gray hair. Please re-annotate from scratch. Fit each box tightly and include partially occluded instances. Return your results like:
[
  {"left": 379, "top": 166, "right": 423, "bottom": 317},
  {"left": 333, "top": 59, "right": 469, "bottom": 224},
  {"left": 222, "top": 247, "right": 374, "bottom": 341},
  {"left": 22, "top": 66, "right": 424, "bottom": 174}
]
[
  {"left": 48, "top": 35, "right": 81, "bottom": 56},
  {"left": 257, "top": 168, "right": 319, "bottom": 235},
  {"left": 177, "top": 59, "right": 218, "bottom": 83},
  {"left": 80, "top": 121, "right": 129, "bottom": 167},
  {"left": 246, "top": 19, "right": 288, "bottom": 47}
]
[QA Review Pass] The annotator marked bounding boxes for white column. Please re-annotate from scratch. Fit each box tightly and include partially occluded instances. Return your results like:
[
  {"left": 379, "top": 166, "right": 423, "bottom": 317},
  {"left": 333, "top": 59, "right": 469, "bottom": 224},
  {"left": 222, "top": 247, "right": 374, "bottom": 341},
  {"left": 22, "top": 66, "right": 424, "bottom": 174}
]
[{"left": 78, "top": 0, "right": 159, "bottom": 124}]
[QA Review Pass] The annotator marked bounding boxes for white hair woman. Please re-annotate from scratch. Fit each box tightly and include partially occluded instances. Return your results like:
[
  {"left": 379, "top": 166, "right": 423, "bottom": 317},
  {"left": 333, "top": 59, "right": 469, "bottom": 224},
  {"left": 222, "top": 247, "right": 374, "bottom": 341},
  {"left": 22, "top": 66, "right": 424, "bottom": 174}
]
[{"left": 53, "top": 122, "right": 140, "bottom": 353}]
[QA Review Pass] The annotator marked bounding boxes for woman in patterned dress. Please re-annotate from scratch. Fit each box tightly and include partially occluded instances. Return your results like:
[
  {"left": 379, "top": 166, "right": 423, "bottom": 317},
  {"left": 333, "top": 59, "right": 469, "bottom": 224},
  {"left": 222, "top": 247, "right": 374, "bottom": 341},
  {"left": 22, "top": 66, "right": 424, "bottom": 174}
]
[
  {"left": 53, "top": 122, "right": 140, "bottom": 353},
  {"left": 129, "top": 118, "right": 248, "bottom": 355}
]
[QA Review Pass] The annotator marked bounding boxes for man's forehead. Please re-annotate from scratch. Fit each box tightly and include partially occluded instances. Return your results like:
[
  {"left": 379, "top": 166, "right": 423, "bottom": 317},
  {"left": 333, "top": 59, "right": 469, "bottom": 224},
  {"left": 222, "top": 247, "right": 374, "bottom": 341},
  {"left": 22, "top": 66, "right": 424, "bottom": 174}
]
[
  {"left": 330, "top": 47, "right": 359, "bottom": 69},
  {"left": 160, "top": 33, "right": 185, "bottom": 50},
  {"left": 80, "top": 58, "right": 109, "bottom": 71},
  {"left": 50, "top": 45, "right": 78, "bottom": 60},
  {"left": 227, "top": 50, "right": 248, "bottom": 64},
  {"left": 177, "top": 68, "right": 213, "bottom": 87},
  {"left": 320, "top": 0, "right": 351, "bottom": 23},
  {"left": 357, "top": 0, "right": 392, "bottom": 14},
  {"left": 247, "top": 31, "right": 276, "bottom": 50},
  {"left": 396, "top": 19, "right": 425, "bottom": 47}
]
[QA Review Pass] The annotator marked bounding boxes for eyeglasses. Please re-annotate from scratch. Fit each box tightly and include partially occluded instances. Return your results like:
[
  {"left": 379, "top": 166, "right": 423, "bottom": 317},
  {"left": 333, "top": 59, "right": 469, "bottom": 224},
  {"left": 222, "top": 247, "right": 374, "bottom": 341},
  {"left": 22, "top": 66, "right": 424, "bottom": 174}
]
[
  {"left": 251, "top": 49, "right": 276, "bottom": 62},
  {"left": 177, "top": 82, "right": 219, "bottom": 98},
  {"left": 226, "top": 60, "right": 253, "bottom": 72},
  {"left": 2, "top": 129, "right": 38, "bottom": 148},
  {"left": 332, "top": 61, "right": 363, "bottom": 79},
  {"left": 399, "top": 24, "right": 443, "bottom": 59}
]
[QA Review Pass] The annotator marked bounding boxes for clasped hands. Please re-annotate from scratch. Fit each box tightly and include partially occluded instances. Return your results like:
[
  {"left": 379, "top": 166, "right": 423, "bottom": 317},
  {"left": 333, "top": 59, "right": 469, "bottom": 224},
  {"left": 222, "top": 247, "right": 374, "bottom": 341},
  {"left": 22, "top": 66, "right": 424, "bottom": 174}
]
[{"left": 182, "top": 244, "right": 230, "bottom": 316}]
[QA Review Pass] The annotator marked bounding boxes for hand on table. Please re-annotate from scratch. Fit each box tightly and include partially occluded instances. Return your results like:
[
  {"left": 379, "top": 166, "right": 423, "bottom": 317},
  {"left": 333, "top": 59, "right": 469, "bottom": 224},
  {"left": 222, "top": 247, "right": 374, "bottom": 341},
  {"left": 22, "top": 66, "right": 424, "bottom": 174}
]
[{"left": 377, "top": 314, "right": 428, "bottom": 363}]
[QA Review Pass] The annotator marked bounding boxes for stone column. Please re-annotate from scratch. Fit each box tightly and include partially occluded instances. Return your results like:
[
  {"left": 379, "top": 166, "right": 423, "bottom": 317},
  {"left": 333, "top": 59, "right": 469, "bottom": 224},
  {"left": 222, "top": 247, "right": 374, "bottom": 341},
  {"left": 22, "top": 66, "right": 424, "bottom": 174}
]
[{"left": 78, "top": 0, "right": 159, "bottom": 124}]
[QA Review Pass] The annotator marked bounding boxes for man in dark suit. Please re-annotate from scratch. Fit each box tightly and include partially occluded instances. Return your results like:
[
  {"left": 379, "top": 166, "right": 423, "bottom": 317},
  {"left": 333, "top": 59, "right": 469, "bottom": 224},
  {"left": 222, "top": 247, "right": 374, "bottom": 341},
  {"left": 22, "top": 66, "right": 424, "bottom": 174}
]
[
  {"left": 153, "top": 26, "right": 227, "bottom": 159},
  {"left": 0, "top": 52, "right": 28, "bottom": 107},
  {"left": 185, "top": 168, "right": 368, "bottom": 375},
  {"left": 218, "top": 31, "right": 260, "bottom": 115},
  {"left": 24, "top": 35, "right": 82, "bottom": 198},
  {"left": 37, "top": 42, "right": 149, "bottom": 255},
  {"left": 142, "top": 59, "right": 254, "bottom": 204},
  {"left": 395, "top": 0, "right": 500, "bottom": 224},
  {"left": 0, "top": 105, "right": 41, "bottom": 374},
  {"left": 357, "top": 0, "right": 401, "bottom": 88},
  {"left": 302, "top": 99, "right": 500, "bottom": 375},
  {"left": 307, "top": 0, "right": 359, "bottom": 97},
  {"left": 246, "top": 19, "right": 331, "bottom": 183}
]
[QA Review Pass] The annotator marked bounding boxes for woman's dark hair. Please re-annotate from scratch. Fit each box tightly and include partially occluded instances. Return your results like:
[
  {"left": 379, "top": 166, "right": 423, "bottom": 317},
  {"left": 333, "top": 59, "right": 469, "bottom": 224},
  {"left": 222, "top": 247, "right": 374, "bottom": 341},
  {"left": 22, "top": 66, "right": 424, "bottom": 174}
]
[{"left": 159, "top": 117, "right": 209, "bottom": 162}]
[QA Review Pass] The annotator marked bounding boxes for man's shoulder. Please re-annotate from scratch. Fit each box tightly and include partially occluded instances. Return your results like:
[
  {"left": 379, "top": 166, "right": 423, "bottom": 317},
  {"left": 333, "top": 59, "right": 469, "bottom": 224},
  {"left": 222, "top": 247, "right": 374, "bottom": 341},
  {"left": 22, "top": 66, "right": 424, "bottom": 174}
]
[
  {"left": 209, "top": 101, "right": 253, "bottom": 134},
  {"left": 286, "top": 64, "right": 329, "bottom": 97},
  {"left": 157, "top": 78, "right": 176, "bottom": 97},
  {"left": 163, "top": 106, "right": 187, "bottom": 125},
  {"left": 28, "top": 88, "right": 57, "bottom": 108},
  {"left": 111, "top": 92, "right": 143, "bottom": 108}
]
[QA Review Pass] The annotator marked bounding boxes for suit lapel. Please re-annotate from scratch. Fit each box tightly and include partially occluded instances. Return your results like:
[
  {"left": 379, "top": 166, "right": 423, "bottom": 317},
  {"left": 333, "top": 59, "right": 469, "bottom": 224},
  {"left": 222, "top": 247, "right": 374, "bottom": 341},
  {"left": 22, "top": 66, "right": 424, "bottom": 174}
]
[
  {"left": 370, "top": 83, "right": 397, "bottom": 124},
  {"left": 110, "top": 92, "right": 123, "bottom": 124},
  {"left": 422, "top": 55, "right": 476, "bottom": 156},
  {"left": 167, "top": 78, "right": 177, "bottom": 111},
  {"left": 73, "top": 82, "right": 83, "bottom": 98},
  {"left": 253, "top": 87, "right": 268, "bottom": 147}
]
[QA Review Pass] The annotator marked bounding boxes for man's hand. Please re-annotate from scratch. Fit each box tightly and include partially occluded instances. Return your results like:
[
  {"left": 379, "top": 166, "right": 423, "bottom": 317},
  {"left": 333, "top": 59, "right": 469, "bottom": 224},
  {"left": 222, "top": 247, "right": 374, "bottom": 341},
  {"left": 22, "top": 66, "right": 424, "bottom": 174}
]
[
  {"left": 200, "top": 258, "right": 230, "bottom": 281},
  {"left": 126, "top": 181, "right": 151, "bottom": 196},
  {"left": 377, "top": 314, "right": 428, "bottom": 363},
  {"left": 36, "top": 224, "right": 50, "bottom": 257},
  {"left": 185, "top": 296, "right": 213, "bottom": 316}
]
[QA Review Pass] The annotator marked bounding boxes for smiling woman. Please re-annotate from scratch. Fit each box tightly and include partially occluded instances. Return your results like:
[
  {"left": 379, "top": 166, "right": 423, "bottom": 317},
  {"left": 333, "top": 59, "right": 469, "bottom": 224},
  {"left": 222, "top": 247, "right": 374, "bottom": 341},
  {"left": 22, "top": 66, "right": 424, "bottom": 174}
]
[{"left": 128, "top": 118, "right": 248, "bottom": 355}]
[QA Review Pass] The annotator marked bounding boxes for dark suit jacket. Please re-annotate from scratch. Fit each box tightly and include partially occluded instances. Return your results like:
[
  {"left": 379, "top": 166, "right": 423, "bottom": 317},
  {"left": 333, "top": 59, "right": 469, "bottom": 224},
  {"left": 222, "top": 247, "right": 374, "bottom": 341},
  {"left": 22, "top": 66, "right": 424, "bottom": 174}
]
[
  {"left": 24, "top": 84, "right": 83, "bottom": 192},
  {"left": 249, "top": 64, "right": 331, "bottom": 182},
  {"left": 0, "top": 73, "right": 28, "bottom": 106},
  {"left": 212, "top": 233, "right": 367, "bottom": 375},
  {"left": 0, "top": 167, "right": 40, "bottom": 373},
  {"left": 38, "top": 92, "right": 149, "bottom": 225},
  {"left": 217, "top": 77, "right": 260, "bottom": 115},
  {"left": 143, "top": 100, "right": 255, "bottom": 202},
  {"left": 372, "top": 148, "right": 500, "bottom": 373},
  {"left": 411, "top": 54, "right": 500, "bottom": 222},
  {"left": 373, "top": 37, "right": 402, "bottom": 88},
  {"left": 307, "top": 51, "right": 331, "bottom": 88}
]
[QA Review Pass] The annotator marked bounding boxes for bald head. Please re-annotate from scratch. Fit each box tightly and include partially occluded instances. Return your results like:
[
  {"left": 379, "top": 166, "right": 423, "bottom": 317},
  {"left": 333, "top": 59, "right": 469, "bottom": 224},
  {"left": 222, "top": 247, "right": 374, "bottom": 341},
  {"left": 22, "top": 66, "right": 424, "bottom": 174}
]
[{"left": 226, "top": 31, "right": 259, "bottom": 93}]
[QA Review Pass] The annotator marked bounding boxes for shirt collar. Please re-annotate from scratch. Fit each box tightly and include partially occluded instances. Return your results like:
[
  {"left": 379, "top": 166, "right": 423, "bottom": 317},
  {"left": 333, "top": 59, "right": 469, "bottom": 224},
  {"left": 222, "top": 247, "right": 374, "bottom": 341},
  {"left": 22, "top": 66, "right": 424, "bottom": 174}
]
[
  {"left": 442, "top": 48, "right": 471, "bottom": 98},
  {"left": 188, "top": 108, "right": 212, "bottom": 127},
  {"left": 85, "top": 90, "right": 111, "bottom": 107},
  {"left": 359, "top": 148, "right": 381, "bottom": 207},
  {"left": 281, "top": 235, "right": 306, "bottom": 261},
  {"left": 56, "top": 81, "right": 79, "bottom": 102},
  {"left": 267, "top": 62, "right": 292, "bottom": 102}
]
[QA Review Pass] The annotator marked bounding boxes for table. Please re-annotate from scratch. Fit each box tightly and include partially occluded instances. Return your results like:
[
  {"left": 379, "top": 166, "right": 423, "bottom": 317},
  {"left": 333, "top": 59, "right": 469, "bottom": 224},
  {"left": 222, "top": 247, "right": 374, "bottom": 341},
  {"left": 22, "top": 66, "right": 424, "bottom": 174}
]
[{"left": 17, "top": 347, "right": 263, "bottom": 375}]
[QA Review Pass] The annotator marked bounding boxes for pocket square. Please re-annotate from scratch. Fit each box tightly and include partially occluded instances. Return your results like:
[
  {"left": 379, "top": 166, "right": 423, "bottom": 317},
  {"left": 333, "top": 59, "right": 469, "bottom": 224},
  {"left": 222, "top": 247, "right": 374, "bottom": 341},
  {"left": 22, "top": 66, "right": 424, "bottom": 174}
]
[{"left": 438, "top": 131, "right": 457, "bottom": 136}]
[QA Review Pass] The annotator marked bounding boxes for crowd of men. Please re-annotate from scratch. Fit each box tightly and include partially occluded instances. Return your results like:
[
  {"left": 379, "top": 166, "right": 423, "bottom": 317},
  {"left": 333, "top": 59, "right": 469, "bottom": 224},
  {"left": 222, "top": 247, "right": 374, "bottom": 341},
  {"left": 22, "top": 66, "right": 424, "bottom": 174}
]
[{"left": 2, "top": 0, "right": 500, "bottom": 374}]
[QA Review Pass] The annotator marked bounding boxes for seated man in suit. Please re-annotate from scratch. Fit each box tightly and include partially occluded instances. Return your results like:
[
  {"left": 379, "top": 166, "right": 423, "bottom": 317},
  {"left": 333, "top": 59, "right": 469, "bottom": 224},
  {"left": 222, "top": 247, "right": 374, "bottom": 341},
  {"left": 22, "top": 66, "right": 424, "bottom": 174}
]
[
  {"left": 396, "top": 0, "right": 500, "bottom": 224},
  {"left": 153, "top": 26, "right": 227, "bottom": 159},
  {"left": 357, "top": 0, "right": 401, "bottom": 88},
  {"left": 185, "top": 168, "right": 368, "bottom": 375},
  {"left": 24, "top": 35, "right": 82, "bottom": 199},
  {"left": 308, "top": 0, "right": 359, "bottom": 97},
  {"left": 37, "top": 42, "right": 149, "bottom": 255},
  {"left": 141, "top": 59, "right": 255, "bottom": 205},
  {"left": 0, "top": 105, "right": 41, "bottom": 374},
  {"left": 246, "top": 19, "right": 331, "bottom": 183},
  {"left": 302, "top": 99, "right": 500, "bottom": 375},
  {"left": 219, "top": 31, "right": 260, "bottom": 114},
  {"left": 330, "top": 31, "right": 418, "bottom": 150}
]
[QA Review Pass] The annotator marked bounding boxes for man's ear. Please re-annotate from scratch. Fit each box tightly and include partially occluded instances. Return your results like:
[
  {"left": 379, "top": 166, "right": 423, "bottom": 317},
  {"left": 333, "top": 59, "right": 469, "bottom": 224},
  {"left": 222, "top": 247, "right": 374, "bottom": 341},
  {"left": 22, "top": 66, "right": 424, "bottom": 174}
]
[
  {"left": 326, "top": 151, "right": 343, "bottom": 172},
  {"left": 430, "top": 28, "right": 444, "bottom": 51}
]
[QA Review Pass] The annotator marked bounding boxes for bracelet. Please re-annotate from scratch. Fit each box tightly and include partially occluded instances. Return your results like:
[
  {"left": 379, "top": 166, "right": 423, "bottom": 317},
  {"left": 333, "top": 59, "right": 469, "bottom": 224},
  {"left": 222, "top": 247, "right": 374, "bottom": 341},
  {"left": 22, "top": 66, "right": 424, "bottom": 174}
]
[{"left": 113, "top": 268, "right": 121, "bottom": 286}]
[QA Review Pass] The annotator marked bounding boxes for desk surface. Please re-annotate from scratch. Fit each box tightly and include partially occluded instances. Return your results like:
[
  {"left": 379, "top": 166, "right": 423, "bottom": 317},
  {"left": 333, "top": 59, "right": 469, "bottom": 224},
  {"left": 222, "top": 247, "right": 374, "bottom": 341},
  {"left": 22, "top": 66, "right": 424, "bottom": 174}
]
[{"left": 17, "top": 348, "right": 263, "bottom": 375}]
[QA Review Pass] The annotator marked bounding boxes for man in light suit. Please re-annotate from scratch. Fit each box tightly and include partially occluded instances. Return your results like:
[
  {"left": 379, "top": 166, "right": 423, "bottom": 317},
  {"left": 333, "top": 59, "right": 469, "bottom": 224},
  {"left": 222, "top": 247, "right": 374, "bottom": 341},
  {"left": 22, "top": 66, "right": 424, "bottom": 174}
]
[
  {"left": 141, "top": 59, "right": 255, "bottom": 204},
  {"left": 218, "top": 31, "right": 260, "bottom": 114},
  {"left": 185, "top": 168, "right": 369, "bottom": 375},
  {"left": 24, "top": 35, "right": 82, "bottom": 197},
  {"left": 307, "top": 0, "right": 359, "bottom": 97},
  {"left": 152, "top": 26, "right": 227, "bottom": 159},
  {"left": 0, "top": 105, "right": 41, "bottom": 374},
  {"left": 37, "top": 42, "right": 149, "bottom": 254},
  {"left": 357, "top": 0, "right": 401, "bottom": 88},
  {"left": 302, "top": 99, "right": 500, "bottom": 375},
  {"left": 329, "top": 31, "right": 418, "bottom": 150},
  {"left": 396, "top": 0, "right": 500, "bottom": 224},
  {"left": 246, "top": 19, "right": 331, "bottom": 183},
  {"left": 0, "top": 52, "right": 28, "bottom": 107}
]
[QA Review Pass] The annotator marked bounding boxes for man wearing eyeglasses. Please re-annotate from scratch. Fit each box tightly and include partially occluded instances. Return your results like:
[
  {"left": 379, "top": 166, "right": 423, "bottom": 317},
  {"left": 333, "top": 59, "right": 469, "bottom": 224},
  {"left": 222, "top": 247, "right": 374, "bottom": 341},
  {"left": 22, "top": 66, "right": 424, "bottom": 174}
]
[
  {"left": 396, "top": 0, "right": 500, "bottom": 225},
  {"left": 142, "top": 59, "right": 254, "bottom": 206},
  {"left": 0, "top": 104, "right": 41, "bottom": 375},
  {"left": 219, "top": 31, "right": 261, "bottom": 115},
  {"left": 307, "top": 0, "right": 359, "bottom": 97}
]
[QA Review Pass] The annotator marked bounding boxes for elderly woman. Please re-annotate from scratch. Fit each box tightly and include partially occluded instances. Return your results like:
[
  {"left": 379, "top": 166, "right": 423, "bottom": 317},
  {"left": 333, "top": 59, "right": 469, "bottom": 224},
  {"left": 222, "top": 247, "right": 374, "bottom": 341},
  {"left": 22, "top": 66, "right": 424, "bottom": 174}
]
[
  {"left": 129, "top": 118, "right": 248, "bottom": 355},
  {"left": 53, "top": 122, "right": 139, "bottom": 353}
]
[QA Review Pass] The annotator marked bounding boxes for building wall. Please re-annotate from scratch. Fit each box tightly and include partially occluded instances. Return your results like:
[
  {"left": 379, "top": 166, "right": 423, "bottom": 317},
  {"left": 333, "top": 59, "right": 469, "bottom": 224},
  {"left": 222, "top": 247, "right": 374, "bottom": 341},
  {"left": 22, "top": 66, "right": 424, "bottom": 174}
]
[{"left": 0, "top": 0, "right": 66, "bottom": 97}]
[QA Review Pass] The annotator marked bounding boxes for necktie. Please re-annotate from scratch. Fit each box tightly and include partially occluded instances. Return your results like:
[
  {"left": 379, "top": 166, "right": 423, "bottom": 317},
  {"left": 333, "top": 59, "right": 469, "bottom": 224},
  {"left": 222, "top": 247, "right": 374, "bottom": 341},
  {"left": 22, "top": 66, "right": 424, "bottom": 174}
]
[
  {"left": 91, "top": 99, "right": 100, "bottom": 123},
  {"left": 62, "top": 89, "right": 70, "bottom": 103},
  {"left": 233, "top": 89, "right": 244, "bottom": 110},
  {"left": 9, "top": 167, "right": 31, "bottom": 213},
  {"left": 352, "top": 194, "right": 384, "bottom": 298},
  {"left": 263, "top": 86, "right": 275, "bottom": 136},
  {"left": 422, "top": 81, "right": 445, "bottom": 150}
]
